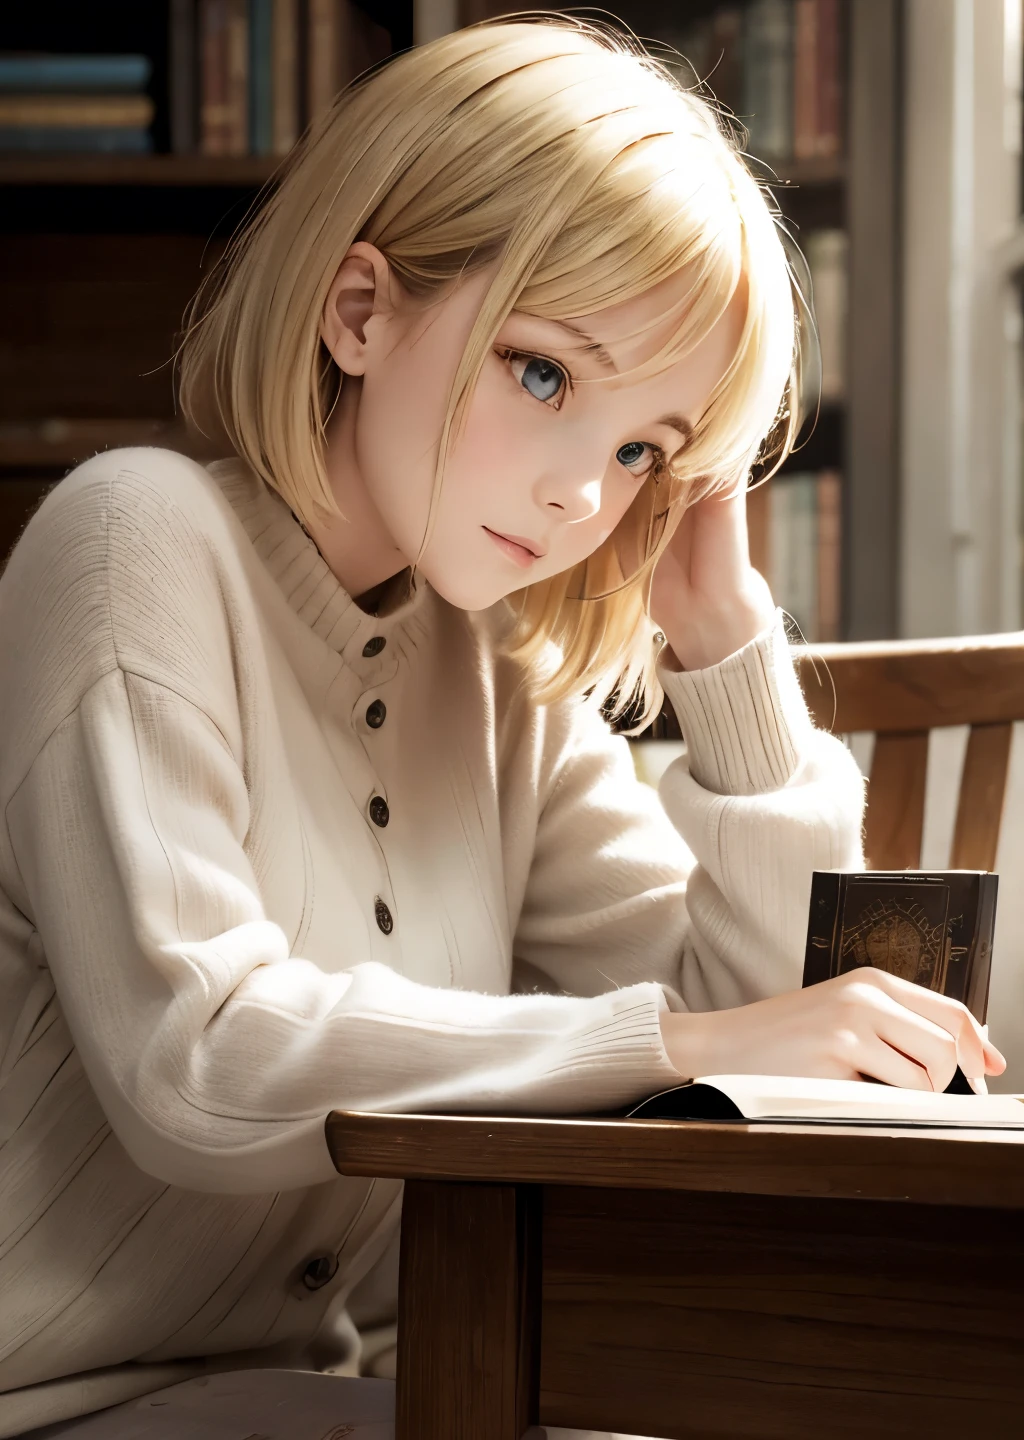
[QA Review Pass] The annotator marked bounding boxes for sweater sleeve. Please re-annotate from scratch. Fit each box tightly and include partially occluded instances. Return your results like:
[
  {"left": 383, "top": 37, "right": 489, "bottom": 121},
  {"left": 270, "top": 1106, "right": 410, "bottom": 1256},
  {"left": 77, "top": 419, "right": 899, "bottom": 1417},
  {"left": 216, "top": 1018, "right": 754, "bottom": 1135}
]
[
  {"left": 513, "top": 612, "right": 866, "bottom": 1014},
  {"left": 6, "top": 666, "right": 684, "bottom": 1195}
]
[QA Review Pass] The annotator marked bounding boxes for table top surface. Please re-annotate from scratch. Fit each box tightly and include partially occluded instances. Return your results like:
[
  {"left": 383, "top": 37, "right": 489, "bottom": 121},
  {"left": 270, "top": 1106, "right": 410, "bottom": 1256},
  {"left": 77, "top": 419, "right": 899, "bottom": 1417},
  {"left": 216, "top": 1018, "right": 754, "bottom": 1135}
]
[{"left": 325, "top": 1110, "right": 1024, "bottom": 1209}]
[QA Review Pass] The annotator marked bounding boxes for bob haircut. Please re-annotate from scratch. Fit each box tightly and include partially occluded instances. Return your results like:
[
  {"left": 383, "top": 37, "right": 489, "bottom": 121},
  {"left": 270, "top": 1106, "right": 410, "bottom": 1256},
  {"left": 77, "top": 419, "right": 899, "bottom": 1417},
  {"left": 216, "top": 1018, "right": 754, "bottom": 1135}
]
[{"left": 178, "top": 13, "right": 802, "bottom": 728}]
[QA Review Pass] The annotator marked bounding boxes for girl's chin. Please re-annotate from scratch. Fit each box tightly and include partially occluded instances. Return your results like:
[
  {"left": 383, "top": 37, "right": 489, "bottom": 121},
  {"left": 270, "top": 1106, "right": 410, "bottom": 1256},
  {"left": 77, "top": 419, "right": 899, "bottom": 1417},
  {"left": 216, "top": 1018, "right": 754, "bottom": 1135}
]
[{"left": 425, "top": 569, "right": 530, "bottom": 612}]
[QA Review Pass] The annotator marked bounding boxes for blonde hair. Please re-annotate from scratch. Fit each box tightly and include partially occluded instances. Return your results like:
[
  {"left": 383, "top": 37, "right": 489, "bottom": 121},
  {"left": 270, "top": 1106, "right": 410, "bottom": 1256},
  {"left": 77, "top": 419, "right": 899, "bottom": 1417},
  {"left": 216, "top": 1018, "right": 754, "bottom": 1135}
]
[{"left": 178, "top": 13, "right": 800, "bottom": 727}]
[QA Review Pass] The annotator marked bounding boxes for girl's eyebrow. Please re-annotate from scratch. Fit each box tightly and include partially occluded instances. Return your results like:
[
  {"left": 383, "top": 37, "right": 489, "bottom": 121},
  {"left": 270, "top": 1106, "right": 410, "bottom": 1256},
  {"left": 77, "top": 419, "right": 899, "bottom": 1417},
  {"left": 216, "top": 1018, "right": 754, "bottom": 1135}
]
[
  {"left": 510, "top": 313, "right": 618, "bottom": 372},
  {"left": 506, "top": 315, "right": 695, "bottom": 440}
]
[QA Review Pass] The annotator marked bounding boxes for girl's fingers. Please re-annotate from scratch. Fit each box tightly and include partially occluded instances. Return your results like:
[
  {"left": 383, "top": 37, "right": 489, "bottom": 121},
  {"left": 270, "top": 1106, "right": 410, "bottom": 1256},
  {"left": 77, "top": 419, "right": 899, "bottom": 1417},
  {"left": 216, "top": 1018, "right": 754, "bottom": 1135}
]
[
  {"left": 869, "top": 997, "right": 960, "bottom": 1092},
  {"left": 851, "top": 1033, "right": 935, "bottom": 1091},
  {"left": 858, "top": 970, "right": 997, "bottom": 1077}
]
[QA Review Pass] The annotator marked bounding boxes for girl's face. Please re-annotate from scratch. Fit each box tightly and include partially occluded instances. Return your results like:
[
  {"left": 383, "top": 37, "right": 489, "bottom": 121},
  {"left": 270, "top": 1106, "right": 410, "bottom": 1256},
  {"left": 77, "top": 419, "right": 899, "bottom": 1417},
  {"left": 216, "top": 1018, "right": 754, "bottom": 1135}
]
[{"left": 320, "top": 244, "right": 744, "bottom": 611}]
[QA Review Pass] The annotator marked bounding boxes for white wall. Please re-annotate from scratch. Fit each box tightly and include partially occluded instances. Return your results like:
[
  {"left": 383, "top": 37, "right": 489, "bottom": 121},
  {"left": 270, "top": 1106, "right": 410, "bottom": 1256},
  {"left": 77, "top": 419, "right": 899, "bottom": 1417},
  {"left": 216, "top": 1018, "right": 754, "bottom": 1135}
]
[{"left": 901, "top": 0, "right": 1022, "bottom": 637}]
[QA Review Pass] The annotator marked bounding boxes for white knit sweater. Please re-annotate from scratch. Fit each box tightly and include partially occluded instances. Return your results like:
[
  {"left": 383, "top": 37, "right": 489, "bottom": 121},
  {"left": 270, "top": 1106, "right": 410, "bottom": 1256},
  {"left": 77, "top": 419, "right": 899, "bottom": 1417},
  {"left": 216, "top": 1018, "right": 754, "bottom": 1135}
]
[{"left": 0, "top": 449, "right": 865, "bottom": 1435}]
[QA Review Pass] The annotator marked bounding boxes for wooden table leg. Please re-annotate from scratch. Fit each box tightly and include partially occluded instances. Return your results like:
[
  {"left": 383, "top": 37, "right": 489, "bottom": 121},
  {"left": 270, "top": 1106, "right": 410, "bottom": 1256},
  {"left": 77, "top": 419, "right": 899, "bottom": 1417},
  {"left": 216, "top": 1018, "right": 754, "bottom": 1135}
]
[{"left": 395, "top": 1179, "right": 540, "bottom": 1440}]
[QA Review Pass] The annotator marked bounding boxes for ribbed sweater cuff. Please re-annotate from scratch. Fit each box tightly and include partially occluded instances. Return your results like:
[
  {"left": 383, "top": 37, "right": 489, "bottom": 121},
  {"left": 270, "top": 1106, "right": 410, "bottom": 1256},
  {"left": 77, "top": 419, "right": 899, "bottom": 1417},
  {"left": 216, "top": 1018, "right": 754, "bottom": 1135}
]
[
  {"left": 551, "top": 983, "right": 683, "bottom": 1108},
  {"left": 657, "top": 611, "right": 814, "bottom": 797}
]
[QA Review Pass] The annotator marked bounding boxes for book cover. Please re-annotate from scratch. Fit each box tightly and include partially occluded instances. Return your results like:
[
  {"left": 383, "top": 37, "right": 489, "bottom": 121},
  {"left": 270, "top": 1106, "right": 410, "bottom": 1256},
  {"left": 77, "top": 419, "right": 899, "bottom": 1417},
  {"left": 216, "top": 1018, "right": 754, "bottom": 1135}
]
[
  {"left": 307, "top": 0, "right": 340, "bottom": 126},
  {"left": 815, "top": 470, "right": 841, "bottom": 642},
  {"left": 802, "top": 870, "right": 998, "bottom": 1021},
  {"left": 200, "top": 0, "right": 230, "bottom": 156},
  {"left": 805, "top": 227, "right": 847, "bottom": 401},
  {"left": 744, "top": 0, "right": 794, "bottom": 161},
  {"left": 250, "top": 0, "right": 274, "bottom": 155},
  {"left": 0, "top": 54, "right": 152, "bottom": 91},
  {"left": 670, "top": 18, "right": 712, "bottom": 92},
  {"left": 0, "top": 126, "right": 153, "bottom": 152},
  {"left": 629, "top": 1073, "right": 1024, "bottom": 1127},
  {"left": 710, "top": 7, "right": 743, "bottom": 120},
  {"left": 770, "top": 472, "right": 817, "bottom": 640},
  {"left": 0, "top": 95, "right": 154, "bottom": 128},
  {"left": 815, "top": 0, "right": 843, "bottom": 158},
  {"left": 224, "top": 0, "right": 250, "bottom": 156},
  {"left": 170, "top": 0, "right": 198, "bottom": 155},
  {"left": 272, "top": 0, "right": 300, "bottom": 154},
  {"left": 793, "top": 0, "right": 819, "bottom": 159},
  {"left": 342, "top": 0, "right": 391, "bottom": 87}
]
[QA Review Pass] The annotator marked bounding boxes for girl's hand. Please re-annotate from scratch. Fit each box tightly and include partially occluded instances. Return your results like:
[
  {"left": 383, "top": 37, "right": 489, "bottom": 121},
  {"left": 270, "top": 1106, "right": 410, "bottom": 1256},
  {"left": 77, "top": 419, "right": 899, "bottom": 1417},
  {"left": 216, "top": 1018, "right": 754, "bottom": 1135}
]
[
  {"left": 659, "top": 968, "right": 1007, "bottom": 1091},
  {"left": 650, "top": 486, "right": 775, "bottom": 672}
]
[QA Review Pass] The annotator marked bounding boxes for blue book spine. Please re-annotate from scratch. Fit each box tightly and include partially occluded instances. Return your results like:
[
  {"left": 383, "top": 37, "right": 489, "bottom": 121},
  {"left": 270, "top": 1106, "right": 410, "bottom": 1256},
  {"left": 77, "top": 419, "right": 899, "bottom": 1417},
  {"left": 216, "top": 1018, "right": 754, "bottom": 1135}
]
[
  {"left": 250, "top": 0, "right": 274, "bottom": 156},
  {"left": 0, "top": 127, "right": 154, "bottom": 152},
  {"left": 0, "top": 55, "right": 153, "bottom": 92}
]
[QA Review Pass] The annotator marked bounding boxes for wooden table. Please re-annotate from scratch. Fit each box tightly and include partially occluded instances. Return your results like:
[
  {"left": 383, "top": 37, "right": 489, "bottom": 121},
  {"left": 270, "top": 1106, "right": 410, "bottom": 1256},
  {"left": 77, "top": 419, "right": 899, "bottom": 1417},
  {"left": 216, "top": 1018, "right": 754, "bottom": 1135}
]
[{"left": 325, "top": 1112, "right": 1024, "bottom": 1440}]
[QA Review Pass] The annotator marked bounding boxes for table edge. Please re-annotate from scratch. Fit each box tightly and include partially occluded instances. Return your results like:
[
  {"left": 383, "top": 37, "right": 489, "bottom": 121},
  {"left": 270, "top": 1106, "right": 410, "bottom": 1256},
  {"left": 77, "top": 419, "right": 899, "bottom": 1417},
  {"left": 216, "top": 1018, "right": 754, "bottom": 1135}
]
[{"left": 324, "top": 1110, "right": 1024, "bottom": 1209}]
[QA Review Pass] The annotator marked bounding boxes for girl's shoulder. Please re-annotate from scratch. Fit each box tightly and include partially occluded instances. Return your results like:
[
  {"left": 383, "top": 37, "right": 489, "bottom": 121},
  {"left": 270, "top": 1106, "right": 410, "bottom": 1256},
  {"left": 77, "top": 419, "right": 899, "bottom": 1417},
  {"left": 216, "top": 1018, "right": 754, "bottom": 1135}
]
[
  {"left": 0, "top": 448, "right": 254, "bottom": 769},
  {"left": 21, "top": 444, "right": 238, "bottom": 549},
  {"left": 4, "top": 445, "right": 253, "bottom": 601}
]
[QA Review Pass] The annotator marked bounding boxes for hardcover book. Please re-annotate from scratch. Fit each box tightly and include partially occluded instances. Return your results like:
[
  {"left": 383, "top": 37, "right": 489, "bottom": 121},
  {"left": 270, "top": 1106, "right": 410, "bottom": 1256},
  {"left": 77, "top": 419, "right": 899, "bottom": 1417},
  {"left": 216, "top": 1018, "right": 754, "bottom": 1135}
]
[
  {"left": 629, "top": 1073, "right": 1024, "bottom": 1127},
  {"left": 801, "top": 870, "right": 998, "bottom": 1022}
]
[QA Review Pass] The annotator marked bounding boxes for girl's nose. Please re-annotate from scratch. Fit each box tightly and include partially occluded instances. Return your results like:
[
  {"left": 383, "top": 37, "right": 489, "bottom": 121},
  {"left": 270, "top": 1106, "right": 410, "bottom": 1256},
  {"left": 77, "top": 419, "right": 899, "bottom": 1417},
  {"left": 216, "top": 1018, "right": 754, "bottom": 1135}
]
[{"left": 537, "top": 471, "right": 604, "bottom": 524}]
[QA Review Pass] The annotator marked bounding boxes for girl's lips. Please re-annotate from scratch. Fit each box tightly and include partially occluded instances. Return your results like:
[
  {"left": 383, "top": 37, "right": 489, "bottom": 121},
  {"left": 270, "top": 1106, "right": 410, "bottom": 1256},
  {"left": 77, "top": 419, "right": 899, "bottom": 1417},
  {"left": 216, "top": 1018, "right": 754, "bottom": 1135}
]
[{"left": 483, "top": 527, "right": 542, "bottom": 568}]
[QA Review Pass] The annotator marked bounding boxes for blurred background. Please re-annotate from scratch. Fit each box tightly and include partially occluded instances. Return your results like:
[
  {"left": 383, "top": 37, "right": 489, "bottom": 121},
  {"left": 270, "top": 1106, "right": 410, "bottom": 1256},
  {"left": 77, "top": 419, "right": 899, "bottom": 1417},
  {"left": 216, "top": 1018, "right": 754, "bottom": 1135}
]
[{"left": 0, "top": 0, "right": 1021, "bottom": 649}]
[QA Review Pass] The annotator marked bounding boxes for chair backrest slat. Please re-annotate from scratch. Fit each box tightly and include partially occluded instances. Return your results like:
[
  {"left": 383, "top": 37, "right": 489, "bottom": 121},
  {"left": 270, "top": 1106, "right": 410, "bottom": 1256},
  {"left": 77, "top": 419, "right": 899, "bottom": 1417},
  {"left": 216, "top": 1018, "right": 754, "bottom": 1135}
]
[
  {"left": 796, "top": 636, "right": 1024, "bottom": 735},
  {"left": 951, "top": 722, "right": 1014, "bottom": 871},
  {"left": 865, "top": 732, "right": 929, "bottom": 870},
  {"left": 793, "top": 636, "right": 1024, "bottom": 875}
]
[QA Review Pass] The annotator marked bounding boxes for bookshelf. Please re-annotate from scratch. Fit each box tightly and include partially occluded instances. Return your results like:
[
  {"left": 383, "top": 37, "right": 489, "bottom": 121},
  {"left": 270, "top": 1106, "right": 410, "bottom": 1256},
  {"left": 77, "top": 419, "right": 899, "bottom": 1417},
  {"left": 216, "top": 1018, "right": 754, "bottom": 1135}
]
[
  {"left": 0, "top": 1, "right": 412, "bottom": 565},
  {"left": 0, "top": 154, "right": 280, "bottom": 185},
  {"left": 0, "top": 0, "right": 899, "bottom": 656}
]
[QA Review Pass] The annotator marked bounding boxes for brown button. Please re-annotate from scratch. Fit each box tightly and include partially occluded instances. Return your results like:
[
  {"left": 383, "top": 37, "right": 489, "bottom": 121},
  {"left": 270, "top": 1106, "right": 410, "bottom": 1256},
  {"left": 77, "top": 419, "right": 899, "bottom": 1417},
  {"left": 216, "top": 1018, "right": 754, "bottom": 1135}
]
[
  {"left": 366, "top": 699, "right": 386, "bottom": 728},
  {"left": 302, "top": 1255, "right": 338, "bottom": 1291},
  {"left": 374, "top": 897, "right": 394, "bottom": 935},
  {"left": 362, "top": 636, "right": 386, "bottom": 657},
  {"left": 369, "top": 795, "right": 390, "bottom": 828}
]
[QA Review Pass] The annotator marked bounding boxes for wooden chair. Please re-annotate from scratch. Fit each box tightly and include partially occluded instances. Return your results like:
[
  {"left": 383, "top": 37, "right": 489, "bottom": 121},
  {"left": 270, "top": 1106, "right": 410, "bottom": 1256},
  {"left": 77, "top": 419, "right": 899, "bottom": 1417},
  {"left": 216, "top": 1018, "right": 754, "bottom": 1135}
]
[{"left": 793, "top": 633, "right": 1024, "bottom": 871}]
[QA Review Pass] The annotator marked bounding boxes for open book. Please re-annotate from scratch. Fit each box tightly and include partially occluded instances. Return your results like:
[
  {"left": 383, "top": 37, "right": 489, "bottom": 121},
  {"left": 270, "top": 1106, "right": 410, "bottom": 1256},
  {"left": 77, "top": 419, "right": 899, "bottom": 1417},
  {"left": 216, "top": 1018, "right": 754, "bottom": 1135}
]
[{"left": 627, "top": 1075, "right": 1024, "bottom": 1129}]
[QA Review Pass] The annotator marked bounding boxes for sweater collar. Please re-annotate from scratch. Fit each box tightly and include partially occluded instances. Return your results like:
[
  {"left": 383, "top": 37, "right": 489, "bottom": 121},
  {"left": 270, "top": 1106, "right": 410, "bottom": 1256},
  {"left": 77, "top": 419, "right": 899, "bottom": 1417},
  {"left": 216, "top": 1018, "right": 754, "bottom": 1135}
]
[{"left": 209, "top": 458, "right": 429, "bottom": 654}]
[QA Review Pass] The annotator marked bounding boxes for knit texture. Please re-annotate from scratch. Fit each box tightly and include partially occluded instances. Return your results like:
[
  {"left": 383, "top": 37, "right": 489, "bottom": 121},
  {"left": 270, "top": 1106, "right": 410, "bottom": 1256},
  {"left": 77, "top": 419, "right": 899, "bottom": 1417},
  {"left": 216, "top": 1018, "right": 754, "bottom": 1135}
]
[{"left": 0, "top": 449, "right": 865, "bottom": 1434}]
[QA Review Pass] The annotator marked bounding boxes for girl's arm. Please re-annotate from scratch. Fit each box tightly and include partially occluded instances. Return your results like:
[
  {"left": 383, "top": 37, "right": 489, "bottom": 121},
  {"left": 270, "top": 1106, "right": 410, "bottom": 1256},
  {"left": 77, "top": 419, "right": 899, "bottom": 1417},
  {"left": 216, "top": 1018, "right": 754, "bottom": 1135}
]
[
  {"left": 7, "top": 666, "right": 688, "bottom": 1196},
  {"left": 513, "top": 610, "right": 863, "bottom": 1014}
]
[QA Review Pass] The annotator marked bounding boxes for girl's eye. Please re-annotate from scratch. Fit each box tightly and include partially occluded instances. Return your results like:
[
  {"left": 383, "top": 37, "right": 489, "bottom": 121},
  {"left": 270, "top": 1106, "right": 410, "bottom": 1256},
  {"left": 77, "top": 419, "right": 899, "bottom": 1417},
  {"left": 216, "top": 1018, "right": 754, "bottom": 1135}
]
[
  {"left": 505, "top": 350, "right": 567, "bottom": 406},
  {"left": 616, "top": 441, "right": 661, "bottom": 479}
]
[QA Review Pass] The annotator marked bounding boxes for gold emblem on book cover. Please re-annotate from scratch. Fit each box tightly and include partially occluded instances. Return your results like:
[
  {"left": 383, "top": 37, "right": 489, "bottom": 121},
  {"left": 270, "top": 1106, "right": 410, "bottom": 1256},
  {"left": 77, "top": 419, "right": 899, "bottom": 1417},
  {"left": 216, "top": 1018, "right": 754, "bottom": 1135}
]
[{"left": 841, "top": 897, "right": 949, "bottom": 990}]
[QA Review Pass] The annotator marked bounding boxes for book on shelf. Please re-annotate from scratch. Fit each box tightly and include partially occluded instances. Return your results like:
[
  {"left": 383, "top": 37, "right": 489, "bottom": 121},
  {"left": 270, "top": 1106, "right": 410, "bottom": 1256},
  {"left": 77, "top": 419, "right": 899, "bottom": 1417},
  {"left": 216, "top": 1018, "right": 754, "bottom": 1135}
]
[
  {"left": 0, "top": 52, "right": 154, "bottom": 155},
  {"left": 756, "top": 468, "right": 840, "bottom": 644},
  {"left": 170, "top": 0, "right": 199, "bottom": 153},
  {"left": 745, "top": 0, "right": 793, "bottom": 160},
  {"left": 184, "top": 0, "right": 392, "bottom": 159},
  {"left": 628, "top": 1074, "right": 1024, "bottom": 1128},
  {"left": 0, "top": 127, "right": 153, "bottom": 153},
  {"left": 271, "top": 0, "right": 301, "bottom": 155},
  {"left": 0, "top": 55, "right": 152, "bottom": 92},
  {"left": 805, "top": 227, "right": 847, "bottom": 401},
  {"left": 793, "top": 0, "right": 842, "bottom": 158},
  {"left": 669, "top": 0, "right": 843, "bottom": 167},
  {"left": 0, "top": 95, "right": 154, "bottom": 128}
]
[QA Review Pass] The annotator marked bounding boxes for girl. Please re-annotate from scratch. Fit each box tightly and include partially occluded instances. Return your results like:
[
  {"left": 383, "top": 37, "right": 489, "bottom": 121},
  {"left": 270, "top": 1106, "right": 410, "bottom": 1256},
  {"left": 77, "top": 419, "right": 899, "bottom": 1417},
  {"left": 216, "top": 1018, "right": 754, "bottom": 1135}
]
[{"left": 0, "top": 15, "right": 1002, "bottom": 1440}]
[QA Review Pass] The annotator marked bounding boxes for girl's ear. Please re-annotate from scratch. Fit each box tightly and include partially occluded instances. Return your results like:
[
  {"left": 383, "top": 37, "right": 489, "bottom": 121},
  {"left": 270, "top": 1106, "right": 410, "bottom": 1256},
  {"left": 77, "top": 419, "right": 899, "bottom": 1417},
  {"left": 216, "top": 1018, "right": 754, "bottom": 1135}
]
[{"left": 321, "top": 242, "right": 396, "bottom": 376}]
